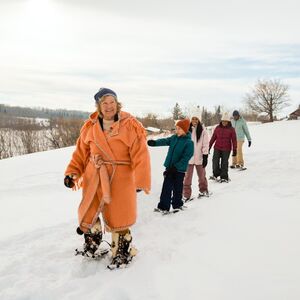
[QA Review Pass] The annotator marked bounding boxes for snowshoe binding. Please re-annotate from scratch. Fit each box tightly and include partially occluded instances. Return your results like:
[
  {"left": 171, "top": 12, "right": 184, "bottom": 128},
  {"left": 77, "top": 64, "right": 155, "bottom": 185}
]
[
  {"left": 198, "top": 191, "right": 212, "bottom": 198},
  {"left": 75, "top": 220, "right": 110, "bottom": 259},
  {"left": 172, "top": 205, "right": 187, "bottom": 213},
  {"left": 219, "top": 178, "right": 230, "bottom": 183},
  {"left": 209, "top": 175, "right": 220, "bottom": 181},
  {"left": 183, "top": 196, "right": 195, "bottom": 202},
  {"left": 154, "top": 207, "right": 170, "bottom": 215},
  {"left": 107, "top": 229, "right": 137, "bottom": 270}
]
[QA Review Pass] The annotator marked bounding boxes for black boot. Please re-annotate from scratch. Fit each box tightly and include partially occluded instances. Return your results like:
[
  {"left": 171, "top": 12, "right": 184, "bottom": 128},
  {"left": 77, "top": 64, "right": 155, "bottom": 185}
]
[
  {"left": 83, "top": 231, "right": 103, "bottom": 256},
  {"left": 75, "top": 219, "right": 109, "bottom": 258}
]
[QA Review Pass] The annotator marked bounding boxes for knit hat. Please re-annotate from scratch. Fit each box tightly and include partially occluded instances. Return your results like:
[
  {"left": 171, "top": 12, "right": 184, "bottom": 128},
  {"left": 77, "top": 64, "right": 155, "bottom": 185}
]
[
  {"left": 221, "top": 112, "right": 231, "bottom": 122},
  {"left": 190, "top": 106, "right": 202, "bottom": 122},
  {"left": 94, "top": 88, "right": 117, "bottom": 102},
  {"left": 232, "top": 110, "right": 240, "bottom": 117},
  {"left": 176, "top": 118, "right": 190, "bottom": 133}
]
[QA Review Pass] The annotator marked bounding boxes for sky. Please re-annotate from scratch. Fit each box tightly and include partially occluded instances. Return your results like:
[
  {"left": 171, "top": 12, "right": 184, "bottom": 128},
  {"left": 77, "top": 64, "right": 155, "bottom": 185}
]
[{"left": 0, "top": 0, "right": 300, "bottom": 117}]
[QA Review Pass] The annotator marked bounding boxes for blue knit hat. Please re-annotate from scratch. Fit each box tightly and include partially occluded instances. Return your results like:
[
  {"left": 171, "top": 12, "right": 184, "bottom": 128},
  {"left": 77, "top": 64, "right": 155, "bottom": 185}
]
[
  {"left": 94, "top": 88, "right": 117, "bottom": 102},
  {"left": 232, "top": 110, "right": 240, "bottom": 117}
]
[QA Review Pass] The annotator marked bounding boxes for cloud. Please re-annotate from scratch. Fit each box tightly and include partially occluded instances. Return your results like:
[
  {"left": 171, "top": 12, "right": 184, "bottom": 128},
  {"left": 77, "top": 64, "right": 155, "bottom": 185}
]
[{"left": 0, "top": 0, "right": 299, "bottom": 116}]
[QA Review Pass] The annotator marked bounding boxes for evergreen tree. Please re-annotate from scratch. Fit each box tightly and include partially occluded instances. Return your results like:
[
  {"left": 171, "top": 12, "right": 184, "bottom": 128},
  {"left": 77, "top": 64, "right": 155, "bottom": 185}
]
[{"left": 172, "top": 103, "right": 183, "bottom": 120}]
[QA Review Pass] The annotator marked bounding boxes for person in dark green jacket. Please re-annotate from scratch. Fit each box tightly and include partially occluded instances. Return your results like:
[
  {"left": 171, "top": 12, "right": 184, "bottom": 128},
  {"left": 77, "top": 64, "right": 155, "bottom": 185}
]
[{"left": 147, "top": 118, "right": 194, "bottom": 213}]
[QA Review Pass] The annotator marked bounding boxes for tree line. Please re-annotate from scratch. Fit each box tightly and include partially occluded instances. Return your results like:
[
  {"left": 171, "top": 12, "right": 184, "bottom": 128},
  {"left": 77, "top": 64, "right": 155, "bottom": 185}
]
[
  {"left": 0, "top": 104, "right": 89, "bottom": 120},
  {"left": 0, "top": 79, "right": 292, "bottom": 159}
]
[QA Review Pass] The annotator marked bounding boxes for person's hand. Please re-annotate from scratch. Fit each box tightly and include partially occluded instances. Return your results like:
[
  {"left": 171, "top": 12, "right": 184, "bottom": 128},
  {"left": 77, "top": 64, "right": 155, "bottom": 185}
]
[
  {"left": 248, "top": 141, "right": 252, "bottom": 147},
  {"left": 64, "top": 175, "right": 75, "bottom": 188},
  {"left": 232, "top": 150, "right": 237, "bottom": 157},
  {"left": 163, "top": 166, "right": 176, "bottom": 177},
  {"left": 147, "top": 140, "right": 156, "bottom": 146},
  {"left": 202, "top": 154, "right": 208, "bottom": 168}
]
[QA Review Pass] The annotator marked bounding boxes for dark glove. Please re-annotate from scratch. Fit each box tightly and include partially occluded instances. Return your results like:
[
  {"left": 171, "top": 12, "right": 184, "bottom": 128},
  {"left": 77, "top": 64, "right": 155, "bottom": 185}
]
[
  {"left": 248, "top": 141, "right": 251, "bottom": 147},
  {"left": 147, "top": 140, "right": 156, "bottom": 146},
  {"left": 202, "top": 155, "right": 208, "bottom": 168},
  {"left": 76, "top": 227, "right": 84, "bottom": 235},
  {"left": 232, "top": 150, "right": 237, "bottom": 157},
  {"left": 163, "top": 166, "right": 177, "bottom": 177},
  {"left": 136, "top": 189, "right": 142, "bottom": 193},
  {"left": 64, "top": 175, "right": 75, "bottom": 188},
  {"left": 168, "top": 166, "right": 177, "bottom": 174}
]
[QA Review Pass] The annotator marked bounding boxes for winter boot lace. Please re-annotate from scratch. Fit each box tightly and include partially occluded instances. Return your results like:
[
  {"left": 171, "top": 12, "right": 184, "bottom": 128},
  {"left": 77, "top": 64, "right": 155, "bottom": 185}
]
[{"left": 108, "top": 229, "right": 137, "bottom": 269}]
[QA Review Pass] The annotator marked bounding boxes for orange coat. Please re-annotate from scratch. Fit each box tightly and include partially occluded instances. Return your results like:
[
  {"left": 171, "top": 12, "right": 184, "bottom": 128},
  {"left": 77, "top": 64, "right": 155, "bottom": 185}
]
[{"left": 65, "top": 111, "right": 151, "bottom": 233}]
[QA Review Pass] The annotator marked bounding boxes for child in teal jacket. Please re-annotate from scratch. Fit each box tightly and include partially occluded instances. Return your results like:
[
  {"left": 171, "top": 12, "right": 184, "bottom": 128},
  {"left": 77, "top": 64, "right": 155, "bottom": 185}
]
[{"left": 147, "top": 119, "right": 194, "bottom": 213}]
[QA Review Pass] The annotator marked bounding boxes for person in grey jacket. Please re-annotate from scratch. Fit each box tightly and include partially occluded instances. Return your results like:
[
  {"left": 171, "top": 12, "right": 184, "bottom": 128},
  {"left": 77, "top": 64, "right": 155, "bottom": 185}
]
[{"left": 230, "top": 110, "right": 252, "bottom": 169}]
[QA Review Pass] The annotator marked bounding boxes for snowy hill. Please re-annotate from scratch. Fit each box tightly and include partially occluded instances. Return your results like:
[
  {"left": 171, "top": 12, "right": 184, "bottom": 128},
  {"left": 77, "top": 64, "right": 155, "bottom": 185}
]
[{"left": 0, "top": 121, "right": 300, "bottom": 300}]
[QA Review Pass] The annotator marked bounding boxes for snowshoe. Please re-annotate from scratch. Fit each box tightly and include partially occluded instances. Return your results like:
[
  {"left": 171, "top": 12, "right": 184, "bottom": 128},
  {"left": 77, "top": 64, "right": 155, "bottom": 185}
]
[
  {"left": 219, "top": 178, "right": 230, "bottom": 183},
  {"left": 183, "top": 196, "right": 195, "bottom": 202},
  {"left": 75, "top": 230, "right": 111, "bottom": 259},
  {"left": 239, "top": 166, "right": 247, "bottom": 171},
  {"left": 154, "top": 207, "right": 170, "bottom": 215},
  {"left": 107, "top": 229, "right": 137, "bottom": 270},
  {"left": 230, "top": 165, "right": 242, "bottom": 169},
  {"left": 209, "top": 175, "right": 219, "bottom": 181},
  {"left": 198, "top": 191, "right": 212, "bottom": 198},
  {"left": 172, "top": 205, "right": 187, "bottom": 213},
  {"left": 75, "top": 220, "right": 110, "bottom": 259}
]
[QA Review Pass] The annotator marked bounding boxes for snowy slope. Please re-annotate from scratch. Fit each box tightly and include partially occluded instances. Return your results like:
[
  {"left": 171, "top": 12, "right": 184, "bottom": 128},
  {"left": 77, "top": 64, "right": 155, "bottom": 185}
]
[{"left": 0, "top": 121, "right": 300, "bottom": 300}]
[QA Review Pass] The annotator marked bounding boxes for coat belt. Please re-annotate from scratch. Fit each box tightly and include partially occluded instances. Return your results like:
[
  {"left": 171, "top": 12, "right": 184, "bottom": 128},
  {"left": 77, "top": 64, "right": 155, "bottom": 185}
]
[
  {"left": 79, "top": 155, "right": 131, "bottom": 231},
  {"left": 89, "top": 154, "right": 131, "bottom": 204}
]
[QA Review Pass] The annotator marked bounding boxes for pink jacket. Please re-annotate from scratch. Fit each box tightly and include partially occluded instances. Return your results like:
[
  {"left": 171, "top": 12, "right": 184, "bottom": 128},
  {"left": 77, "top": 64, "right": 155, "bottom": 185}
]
[{"left": 189, "top": 126, "right": 209, "bottom": 165}]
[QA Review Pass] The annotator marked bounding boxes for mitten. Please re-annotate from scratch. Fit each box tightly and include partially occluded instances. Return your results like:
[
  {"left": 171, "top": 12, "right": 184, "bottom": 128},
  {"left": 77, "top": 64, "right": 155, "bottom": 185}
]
[
  {"left": 147, "top": 140, "right": 156, "bottom": 146},
  {"left": 202, "top": 155, "right": 208, "bottom": 168},
  {"left": 64, "top": 175, "right": 75, "bottom": 188}
]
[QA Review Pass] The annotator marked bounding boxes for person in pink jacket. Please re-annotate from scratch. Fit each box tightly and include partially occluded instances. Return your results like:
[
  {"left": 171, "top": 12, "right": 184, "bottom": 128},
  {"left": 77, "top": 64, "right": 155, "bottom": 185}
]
[{"left": 183, "top": 109, "right": 210, "bottom": 200}]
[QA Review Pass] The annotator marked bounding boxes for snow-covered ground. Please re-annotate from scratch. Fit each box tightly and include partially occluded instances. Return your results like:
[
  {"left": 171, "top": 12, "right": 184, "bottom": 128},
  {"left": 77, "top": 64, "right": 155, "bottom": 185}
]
[{"left": 0, "top": 120, "right": 300, "bottom": 300}]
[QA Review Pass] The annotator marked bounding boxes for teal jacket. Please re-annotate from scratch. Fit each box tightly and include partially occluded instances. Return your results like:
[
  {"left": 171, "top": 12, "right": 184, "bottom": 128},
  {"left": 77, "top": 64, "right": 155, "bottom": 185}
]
[
  {"left": 232, "top": 117, "right": 251, "bottom": 141},
  {"left": 154, "top": 133, "right": 194, "bottom": 173}
]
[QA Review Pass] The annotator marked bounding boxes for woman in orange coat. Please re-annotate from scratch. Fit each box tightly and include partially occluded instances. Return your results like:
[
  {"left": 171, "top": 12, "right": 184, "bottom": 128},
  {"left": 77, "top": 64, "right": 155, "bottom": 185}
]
[{"left": 64, "top": 88, "right": 151, "bottom": 269}]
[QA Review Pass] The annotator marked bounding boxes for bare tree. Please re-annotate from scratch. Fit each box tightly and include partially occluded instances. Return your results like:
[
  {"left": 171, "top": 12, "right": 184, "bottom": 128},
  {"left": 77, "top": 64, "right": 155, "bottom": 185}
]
[
  {"left": 138, "top": 113, "right": 160, "bottom": 129},
  {"left": 46, "top": 118, "right": 84, "bottom": 149},
  {"left": 0, "top": 131, "right": 9, "bottom": 159},
  {"left": 245, "top": 79, "right": 290, "bottom": 122},
  {"left": 19, "top": 130, "right": 40, "bottom": 154}
]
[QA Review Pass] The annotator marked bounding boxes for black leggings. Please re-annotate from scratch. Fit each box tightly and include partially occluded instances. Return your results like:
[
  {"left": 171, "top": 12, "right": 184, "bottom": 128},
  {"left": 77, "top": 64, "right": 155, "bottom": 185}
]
[{"left": 212, "top": 149, "right": 231, "bottom": 180}]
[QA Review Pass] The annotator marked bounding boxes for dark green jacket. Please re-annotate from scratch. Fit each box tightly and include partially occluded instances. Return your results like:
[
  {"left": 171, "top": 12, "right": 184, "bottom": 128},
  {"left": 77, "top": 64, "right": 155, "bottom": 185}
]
[{"left": 154, "top": 133, "right": 194, "bottom": 172}]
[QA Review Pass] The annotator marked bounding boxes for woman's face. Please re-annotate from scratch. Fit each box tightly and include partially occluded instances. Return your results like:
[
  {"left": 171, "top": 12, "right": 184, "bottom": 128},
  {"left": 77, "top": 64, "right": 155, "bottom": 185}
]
[
  {"left": 191, "top": 117, "right": 199, "bottom": 127},
  {"left": 99, "top": 96, "right": 118, "bottom": 120},
  {"left": 221, "top": 121, "right": 228, "bottom": 127},
  {"left": 175, "top": 126, "right": 185, "bottom": 137}
]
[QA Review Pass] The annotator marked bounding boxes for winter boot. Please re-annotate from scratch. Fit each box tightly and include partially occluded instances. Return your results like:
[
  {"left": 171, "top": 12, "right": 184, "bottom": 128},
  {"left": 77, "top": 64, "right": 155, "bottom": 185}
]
[
  {"left": 154, "top": 207, "right": 169, "bottom": 215},
  {"left": 220, "top": 178, "right": 229, "bottom": 183},
  {"left": 75, "top": 219, "right": 109, "bottom": 258},
  {"left": 107, "top": 229, "right": 137, "bottom": 270},
  {"left": 198, "top": 191, "right": 211, "bottom": 197}
]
